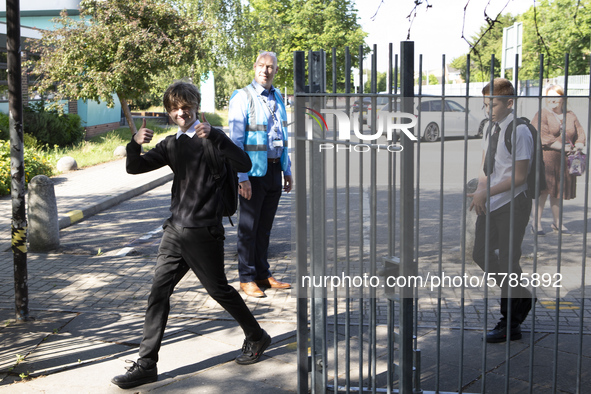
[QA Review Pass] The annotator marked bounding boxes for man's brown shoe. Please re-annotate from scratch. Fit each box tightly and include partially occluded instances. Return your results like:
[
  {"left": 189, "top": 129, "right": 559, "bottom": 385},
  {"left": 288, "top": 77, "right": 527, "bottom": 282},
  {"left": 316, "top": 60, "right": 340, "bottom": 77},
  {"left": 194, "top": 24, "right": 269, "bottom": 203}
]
[
  {"left": 255, "top": 276, "right": 291, "bottom": 289},
  {"left": 240, "top": 282, "right": 265, "bottom": 297}
]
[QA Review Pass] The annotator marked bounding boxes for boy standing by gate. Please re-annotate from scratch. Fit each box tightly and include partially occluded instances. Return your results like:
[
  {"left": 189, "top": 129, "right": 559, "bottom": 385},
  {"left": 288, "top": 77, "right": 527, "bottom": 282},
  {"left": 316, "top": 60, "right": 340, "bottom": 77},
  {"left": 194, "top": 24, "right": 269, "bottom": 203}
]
[{"left": 468, "top": 78, "right": 535, "bottom": 343}]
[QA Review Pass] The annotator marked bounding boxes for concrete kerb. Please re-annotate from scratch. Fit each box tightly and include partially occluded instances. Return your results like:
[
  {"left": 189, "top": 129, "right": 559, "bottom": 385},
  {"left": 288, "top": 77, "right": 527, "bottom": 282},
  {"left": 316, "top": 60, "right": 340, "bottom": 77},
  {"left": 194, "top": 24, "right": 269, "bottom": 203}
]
[{"left": 57, "top": 172, "right": 174, "bottom": 229}]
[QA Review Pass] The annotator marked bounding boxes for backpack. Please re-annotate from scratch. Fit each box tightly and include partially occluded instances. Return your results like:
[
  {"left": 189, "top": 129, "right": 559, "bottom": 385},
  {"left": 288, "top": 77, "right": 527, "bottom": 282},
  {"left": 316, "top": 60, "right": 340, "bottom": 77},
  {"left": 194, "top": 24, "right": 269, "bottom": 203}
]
[
  {"left": 202, "top": 136, "right": 238, "bottom": 226},
  {"left": 504, "top": 117, "right": 547, "bottom": 199}
]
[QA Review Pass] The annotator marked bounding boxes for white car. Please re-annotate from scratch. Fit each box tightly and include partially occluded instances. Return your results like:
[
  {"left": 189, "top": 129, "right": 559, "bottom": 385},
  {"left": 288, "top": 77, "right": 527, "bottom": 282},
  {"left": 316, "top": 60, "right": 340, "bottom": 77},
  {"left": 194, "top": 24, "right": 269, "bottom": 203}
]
[{"left": 366, "top": 96, "right": 485, "bottom": 142}]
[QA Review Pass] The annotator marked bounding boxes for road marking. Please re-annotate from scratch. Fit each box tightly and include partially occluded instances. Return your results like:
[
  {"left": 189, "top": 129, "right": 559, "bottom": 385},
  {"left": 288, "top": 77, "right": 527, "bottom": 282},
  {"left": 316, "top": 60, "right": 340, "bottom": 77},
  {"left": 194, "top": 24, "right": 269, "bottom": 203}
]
[
  {"left": 540, "top": 301, "right": 579, "bottom": 310},
  {"left": 139, "top": 227, "right": 163, "bottom": 240},
  {"left": 114, "top": 226, "right": 164, "bottom": 256},
  {"left": 67, "top": 210, "right": 84, "bottom": 224},
  {"left": 116, "top": 247, "right": 135, "bottom": 256}
]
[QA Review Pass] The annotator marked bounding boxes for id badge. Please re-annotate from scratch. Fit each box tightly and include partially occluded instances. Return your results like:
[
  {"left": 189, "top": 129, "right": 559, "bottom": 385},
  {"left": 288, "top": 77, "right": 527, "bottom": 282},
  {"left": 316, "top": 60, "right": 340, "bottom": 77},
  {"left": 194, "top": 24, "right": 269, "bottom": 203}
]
[{"left": 272, "top": 139, "right": 283, "bottom": 148}]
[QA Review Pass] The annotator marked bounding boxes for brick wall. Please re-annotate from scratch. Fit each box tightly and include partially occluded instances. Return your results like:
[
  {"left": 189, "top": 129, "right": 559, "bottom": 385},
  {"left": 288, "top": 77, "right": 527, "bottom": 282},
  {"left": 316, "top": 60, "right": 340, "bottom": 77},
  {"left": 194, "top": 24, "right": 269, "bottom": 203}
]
[{"left": 84, "top": 122, "right": 120, "bottom": 140}]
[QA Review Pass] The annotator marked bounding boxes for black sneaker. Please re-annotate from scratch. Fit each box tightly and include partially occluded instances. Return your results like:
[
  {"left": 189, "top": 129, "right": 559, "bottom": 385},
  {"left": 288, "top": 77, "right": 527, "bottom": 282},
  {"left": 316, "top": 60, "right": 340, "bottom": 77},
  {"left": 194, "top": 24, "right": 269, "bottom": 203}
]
[
  {"left": 235, "top": 330, "right": 271, "bottom": 365},
  {"left": 486, "top": 321, "right": 522, "bottom": 343},
  {"left": 111, "top": 359, "right": 158, "bottom": 389}
]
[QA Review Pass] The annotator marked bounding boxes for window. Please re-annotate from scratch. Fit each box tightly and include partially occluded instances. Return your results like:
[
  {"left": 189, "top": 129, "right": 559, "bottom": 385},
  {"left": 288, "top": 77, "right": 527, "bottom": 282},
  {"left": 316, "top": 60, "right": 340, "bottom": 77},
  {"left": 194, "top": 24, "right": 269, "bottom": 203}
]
[{"left": 447, "top": 100, "right": 465, "bottom": 112}]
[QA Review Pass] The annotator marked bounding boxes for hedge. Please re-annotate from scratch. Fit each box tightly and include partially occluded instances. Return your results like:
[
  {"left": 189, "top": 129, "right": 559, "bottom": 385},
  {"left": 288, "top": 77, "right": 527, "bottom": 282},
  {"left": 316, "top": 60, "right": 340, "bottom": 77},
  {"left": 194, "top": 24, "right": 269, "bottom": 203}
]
[{"left": 0, "top": 140, "right": 54, "bottom": 196}]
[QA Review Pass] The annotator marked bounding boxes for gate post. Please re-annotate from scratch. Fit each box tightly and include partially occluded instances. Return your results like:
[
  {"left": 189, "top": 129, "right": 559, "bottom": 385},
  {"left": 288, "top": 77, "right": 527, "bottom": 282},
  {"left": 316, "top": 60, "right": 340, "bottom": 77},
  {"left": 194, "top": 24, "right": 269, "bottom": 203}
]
[
  {"left": 293, "top": 50, "right": 309, "bottom": 394},
  {"left": 308, "top": 49, "right": 328, "bottom": 393},
  {"left": 399, "top": 41, "right": 416, "bottom": 394}
]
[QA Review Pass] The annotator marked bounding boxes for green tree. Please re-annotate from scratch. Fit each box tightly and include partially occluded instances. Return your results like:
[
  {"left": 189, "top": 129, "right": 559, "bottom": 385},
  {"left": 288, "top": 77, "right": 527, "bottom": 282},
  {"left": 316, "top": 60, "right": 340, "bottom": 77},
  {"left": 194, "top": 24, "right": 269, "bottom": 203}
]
[
  {"left": 241, "top": 0, "right": 368, "bottom": 93},
  {"left": 450, "top": 13, "right": 517, "bottom": 82},
  {"left": 181, "top": 0, "right": 253, "bottom": 108},
  {"left": 364, "top": 71, "right": 388, "bottom": 92},
  {"left": 28, "top": 0, "right": 206, "bottom": 134},
  {"left": 520, "top": 0, "right": 591, "bottom": 79}
]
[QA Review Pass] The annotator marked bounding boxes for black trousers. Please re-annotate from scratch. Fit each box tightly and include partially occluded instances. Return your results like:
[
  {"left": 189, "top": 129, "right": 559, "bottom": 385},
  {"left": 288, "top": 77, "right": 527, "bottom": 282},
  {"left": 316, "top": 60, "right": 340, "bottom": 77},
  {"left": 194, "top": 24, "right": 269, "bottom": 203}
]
[
  {"left": 237, "top": 161, "right": 283, "bottom": 283},
  {"left": 138, "top": 221, "right": 262, "bottom": 365},
  {"left": 472, "top": 192, "right": 533, "bottom": 325}
]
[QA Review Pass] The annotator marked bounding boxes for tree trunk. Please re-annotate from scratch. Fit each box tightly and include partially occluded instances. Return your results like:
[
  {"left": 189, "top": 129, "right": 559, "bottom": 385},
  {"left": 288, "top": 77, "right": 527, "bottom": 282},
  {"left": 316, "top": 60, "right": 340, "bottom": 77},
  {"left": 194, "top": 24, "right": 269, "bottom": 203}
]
[{"left": 118, "top": 92, "right": 137, "bottom": 135}]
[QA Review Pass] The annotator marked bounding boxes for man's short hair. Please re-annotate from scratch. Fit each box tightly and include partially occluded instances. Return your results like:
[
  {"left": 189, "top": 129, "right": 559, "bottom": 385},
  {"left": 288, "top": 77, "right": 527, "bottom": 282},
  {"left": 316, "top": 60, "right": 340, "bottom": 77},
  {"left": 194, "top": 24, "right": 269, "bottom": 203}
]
[
  {"left": 255, "top": 51, "right": 278, "bottom": 67},
  {"left": 163, "top": 81, "right": 201, "bottom": 113},
  {"left": 482, "top": 78, "right": 515, "bottom": 97}
]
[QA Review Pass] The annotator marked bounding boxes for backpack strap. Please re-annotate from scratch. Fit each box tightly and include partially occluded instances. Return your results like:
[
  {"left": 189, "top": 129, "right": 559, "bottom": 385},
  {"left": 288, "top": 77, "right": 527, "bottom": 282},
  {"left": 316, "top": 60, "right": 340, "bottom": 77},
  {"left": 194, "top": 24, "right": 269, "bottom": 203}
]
[
  {"left": 202, "top": 137, "right": 233, "bottom": 226},
  {"left": 504, "top": 117, "right": 531, "bottom": 154}
]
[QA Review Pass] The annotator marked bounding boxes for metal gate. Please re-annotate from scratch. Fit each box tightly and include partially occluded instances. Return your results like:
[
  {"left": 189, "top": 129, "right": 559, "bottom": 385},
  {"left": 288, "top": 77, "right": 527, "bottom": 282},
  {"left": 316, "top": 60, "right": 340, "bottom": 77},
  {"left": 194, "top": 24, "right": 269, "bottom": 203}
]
[{"left": 293, "top": 42, "right": 591, "bottom": 393}]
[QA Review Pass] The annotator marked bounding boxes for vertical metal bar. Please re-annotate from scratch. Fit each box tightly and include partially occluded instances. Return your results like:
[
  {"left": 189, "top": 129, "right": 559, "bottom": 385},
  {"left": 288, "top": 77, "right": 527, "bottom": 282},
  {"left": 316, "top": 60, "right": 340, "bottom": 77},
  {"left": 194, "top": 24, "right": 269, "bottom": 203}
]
[
  {"left": 393, "top": 52, "right": 400, "bottom": 393},
  {"left": 387, "top": 42, "right": 394, "bottom": 394},
  {"left": 575, "top": 56, "right": 591, "bottom": 394},
  {"left": 7, "top": 0, "right": 29, "bottom": 322},
  {"left": 369, "top": 44, "right": 378, "bottom": 394},
  {"left": 413, "top": 53, "right": 422, "bottom": 394},
  {"left": 357, "top": 44, "right": 365, "bottom": 392},
  {"left": 393, "top": 53, "right": 399, "bottom": 254},
  {"left": 332, "top": 47, "right": 339, "bottom": 394},
  {"left": 399, "top": 40, "right": 415, "bottom": 394},
  {"left": 293, "top": 50, "right": 309, "bottom": 394},
  {"left": 458, "top": 53, "right": 471, "bottom": 393},
  {"left": 528, "top": 53, "right": 544, "bottom": 394},
  {"left": 481, "top": 55, "right": 496, "bottom": 394},
  {"left": 308, "top": 49, "right": 318, "bottom": 394},
  {"left": 309, "top": 49, "right": 328, "bottom": 394},
  {"left": 552, "top": 53, "right": 569, "bottom": 394},
  {"left": 435, "top": 54, "right": 446, "bottom": 392},
  {"left": 504, "top": 53, "right": 521, "bottom": 394},
  {"left": 345, "top": 46, "right": 352, "bottom": 394}
]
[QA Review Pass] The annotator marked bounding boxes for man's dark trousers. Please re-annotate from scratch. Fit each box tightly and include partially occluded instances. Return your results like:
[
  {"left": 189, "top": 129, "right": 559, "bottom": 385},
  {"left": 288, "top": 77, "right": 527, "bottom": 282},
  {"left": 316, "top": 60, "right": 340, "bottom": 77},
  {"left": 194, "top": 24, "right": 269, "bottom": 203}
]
[
  {"left": 472, "top": 192, "right": 533, "bottom": 324},
  {"left": 237, "top": 161, "right": 282, "bottom": 283},
  {"left": 138, "top": 221, "right": 262, "bottom": 365}
]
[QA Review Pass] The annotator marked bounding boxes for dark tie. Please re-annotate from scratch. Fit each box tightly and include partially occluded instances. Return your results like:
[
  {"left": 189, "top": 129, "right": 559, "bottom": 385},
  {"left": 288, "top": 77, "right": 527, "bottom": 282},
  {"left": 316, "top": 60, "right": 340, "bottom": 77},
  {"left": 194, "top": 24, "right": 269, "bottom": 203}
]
[
  {"left": 176, "top": 133, "right": 190, "bottom": 179},
  {"left": 483, "top": 123, "right": 501, "bottom": 176}
]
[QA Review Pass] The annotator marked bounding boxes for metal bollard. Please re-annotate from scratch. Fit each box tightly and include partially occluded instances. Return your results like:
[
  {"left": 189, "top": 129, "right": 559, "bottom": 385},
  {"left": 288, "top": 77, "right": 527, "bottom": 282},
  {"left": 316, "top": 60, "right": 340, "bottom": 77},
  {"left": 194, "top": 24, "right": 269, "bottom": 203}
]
[{"left": 28, "top": 175, "right": 60, "bottom": 252}]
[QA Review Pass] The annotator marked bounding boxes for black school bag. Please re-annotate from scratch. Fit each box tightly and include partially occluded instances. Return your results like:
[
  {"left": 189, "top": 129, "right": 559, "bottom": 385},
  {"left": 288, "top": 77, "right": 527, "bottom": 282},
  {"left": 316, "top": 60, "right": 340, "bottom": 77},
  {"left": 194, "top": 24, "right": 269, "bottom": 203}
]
[
  {"left": 202, "top": 136, "right": 239, "bottom": 226},
  {"left": 504, "top": 117, "right": 548, "bottom": 199}
]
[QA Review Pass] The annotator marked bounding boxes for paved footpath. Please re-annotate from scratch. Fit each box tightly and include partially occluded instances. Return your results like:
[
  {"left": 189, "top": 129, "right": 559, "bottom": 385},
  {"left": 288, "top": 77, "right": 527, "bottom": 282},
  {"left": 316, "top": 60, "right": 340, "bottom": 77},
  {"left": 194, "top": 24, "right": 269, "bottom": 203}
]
[
  {"left": 0, "top": 152, "right": 299, "bottom": 393},
  {"left": 0, "top": 145, "right": 590, "bottom": 393}
]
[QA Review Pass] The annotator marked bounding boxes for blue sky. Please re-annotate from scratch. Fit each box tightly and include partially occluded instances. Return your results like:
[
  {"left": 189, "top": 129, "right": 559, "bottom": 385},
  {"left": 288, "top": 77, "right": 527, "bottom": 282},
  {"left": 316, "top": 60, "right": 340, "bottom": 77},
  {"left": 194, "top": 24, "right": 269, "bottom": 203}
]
[{"left": 354, "top": 0, "right": 533, "bottom": 72}]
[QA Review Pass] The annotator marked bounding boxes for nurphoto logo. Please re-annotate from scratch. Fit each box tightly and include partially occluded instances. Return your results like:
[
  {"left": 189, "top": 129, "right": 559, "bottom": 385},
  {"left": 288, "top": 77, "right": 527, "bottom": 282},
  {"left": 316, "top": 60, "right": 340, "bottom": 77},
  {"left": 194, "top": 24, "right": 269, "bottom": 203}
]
[{"left": 305, "top": 107, "right": 417, "bottom": 153}]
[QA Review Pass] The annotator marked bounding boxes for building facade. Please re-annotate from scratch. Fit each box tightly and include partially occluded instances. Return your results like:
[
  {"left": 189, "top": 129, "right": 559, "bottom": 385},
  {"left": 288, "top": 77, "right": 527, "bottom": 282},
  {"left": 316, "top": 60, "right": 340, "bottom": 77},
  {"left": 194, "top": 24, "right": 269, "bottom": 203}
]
[{"left": 0, "top": 0, "right": 122, "bottom": 139}]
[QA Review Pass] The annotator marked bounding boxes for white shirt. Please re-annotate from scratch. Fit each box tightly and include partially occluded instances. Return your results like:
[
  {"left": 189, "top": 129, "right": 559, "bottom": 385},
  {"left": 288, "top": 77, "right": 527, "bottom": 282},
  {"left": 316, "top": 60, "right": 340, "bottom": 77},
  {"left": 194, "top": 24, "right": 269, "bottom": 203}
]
[
  {"left": 175, "top": 120, "right": 200, "bottom": 139},
  {"left": 481, "top": 112, "right": 533, "bottom": 212}
]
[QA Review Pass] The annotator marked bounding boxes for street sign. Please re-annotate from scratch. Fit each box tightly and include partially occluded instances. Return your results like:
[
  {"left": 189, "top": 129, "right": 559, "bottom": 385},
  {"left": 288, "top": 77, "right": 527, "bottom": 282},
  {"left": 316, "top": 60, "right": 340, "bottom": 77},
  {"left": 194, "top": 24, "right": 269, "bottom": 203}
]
[{"left": 501, "top": 22, "right": 523, "bottom": 79}]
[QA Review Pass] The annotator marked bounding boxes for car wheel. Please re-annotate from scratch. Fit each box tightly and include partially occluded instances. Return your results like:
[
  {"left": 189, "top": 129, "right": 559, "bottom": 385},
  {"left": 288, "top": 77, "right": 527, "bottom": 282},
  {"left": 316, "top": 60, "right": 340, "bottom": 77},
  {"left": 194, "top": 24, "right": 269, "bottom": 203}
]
[
  {"left": 423, "top": 122, "right": 439, "bottom": 142},
  {"left": 477, "top": 119, "right": 487, "bottom": 138}
]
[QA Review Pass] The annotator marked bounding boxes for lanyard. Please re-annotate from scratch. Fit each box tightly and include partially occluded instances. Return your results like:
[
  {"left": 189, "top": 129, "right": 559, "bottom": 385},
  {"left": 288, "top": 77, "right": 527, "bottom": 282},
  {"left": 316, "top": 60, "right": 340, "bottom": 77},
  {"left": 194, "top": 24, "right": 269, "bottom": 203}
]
[{"left": 252, "top": 83, "right": 279, "bottom": 125}]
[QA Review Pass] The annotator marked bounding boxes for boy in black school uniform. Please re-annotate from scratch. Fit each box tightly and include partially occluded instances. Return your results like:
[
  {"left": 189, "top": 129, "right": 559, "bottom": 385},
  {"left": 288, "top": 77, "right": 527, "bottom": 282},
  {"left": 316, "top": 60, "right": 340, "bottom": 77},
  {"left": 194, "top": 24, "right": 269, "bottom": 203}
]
[
  {"left": 111, "top": 81, "right": 270, "bottom": 389},
  {"left": 468, "top": 78, "right": 535, "bottom": 343}
]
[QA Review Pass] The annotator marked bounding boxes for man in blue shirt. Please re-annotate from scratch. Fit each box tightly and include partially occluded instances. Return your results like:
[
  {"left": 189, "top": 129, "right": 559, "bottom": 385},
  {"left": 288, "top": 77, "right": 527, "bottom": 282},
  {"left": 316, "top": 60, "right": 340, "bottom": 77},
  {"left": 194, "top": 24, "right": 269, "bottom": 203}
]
[{"left": 229, "top": 51, "right": 292, "bottom": 297}]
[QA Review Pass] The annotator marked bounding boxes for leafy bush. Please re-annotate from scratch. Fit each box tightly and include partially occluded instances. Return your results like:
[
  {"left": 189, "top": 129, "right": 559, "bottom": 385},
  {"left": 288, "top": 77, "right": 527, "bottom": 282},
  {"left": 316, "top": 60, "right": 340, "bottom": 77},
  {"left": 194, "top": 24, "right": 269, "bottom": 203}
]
[
  {"left": 23, "top": 103, "right": 85, "bottom": 147},
  {"left": 0, "top": 112, "right": 9, "bottom": 141},
  {"left": 0, "top": 140, "right": 54, "bottom": 196}
]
